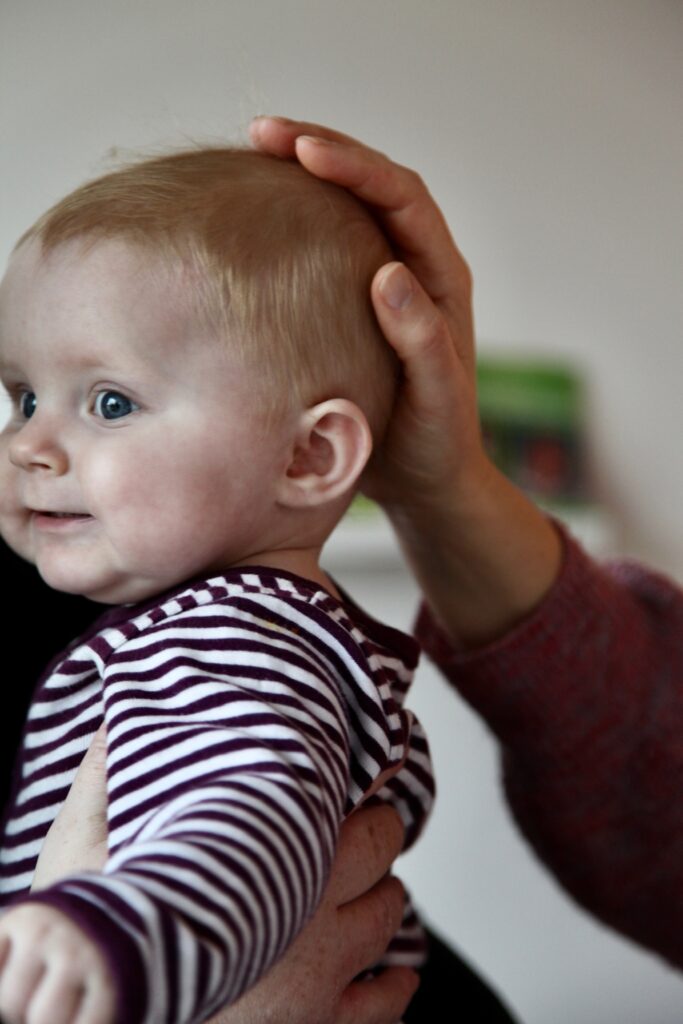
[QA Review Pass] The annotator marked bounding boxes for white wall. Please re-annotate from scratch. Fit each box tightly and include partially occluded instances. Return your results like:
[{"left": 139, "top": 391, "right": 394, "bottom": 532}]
[
  {"left": 2, "top": 2, "right": 682, "bottom": 1020},
  {"left": 2, "top": 0, "right": 683, "bottom": 573}
]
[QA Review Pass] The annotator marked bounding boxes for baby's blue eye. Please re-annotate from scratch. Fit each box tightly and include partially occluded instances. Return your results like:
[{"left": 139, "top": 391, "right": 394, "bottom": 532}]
[
  {"left": 19, "top": 391, "right": 36, "bottom": 419},
  {"left": 94, "top": 390, "right": 138, "bottom": 420}
]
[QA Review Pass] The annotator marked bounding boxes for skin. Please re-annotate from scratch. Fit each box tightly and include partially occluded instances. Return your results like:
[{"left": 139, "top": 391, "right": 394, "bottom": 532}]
[
  {"left": 31, "top": 727, "right": 417, "bottom": 1024},
  {"left": 3, "top": 117, "right": 565, "bottom": 1024},
  {"left": 250, "top": 117, "right": 563, "bottom": 649},
  {"left": 0, "top": 232, "right": 384, "bottom": 1023},
  {"left": 0, "top": 237, "right": 372, "bottom": 606}
]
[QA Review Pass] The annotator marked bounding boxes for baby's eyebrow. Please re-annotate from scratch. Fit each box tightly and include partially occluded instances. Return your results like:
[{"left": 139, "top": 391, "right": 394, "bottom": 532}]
[{"left": 0, "top": 354, "right": 28, "bottom": 382}]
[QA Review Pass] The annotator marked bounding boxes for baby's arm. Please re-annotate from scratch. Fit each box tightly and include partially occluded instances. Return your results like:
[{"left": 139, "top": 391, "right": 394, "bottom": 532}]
[
  {"left": 11, "top": 591, "right": 392, "bottom": 1024},
  {"left": 29, "top": 726, "right": 414, "bottom": 1024},
  {"left": 0, "top": 903, "right": 115, "bottom": 1024}
]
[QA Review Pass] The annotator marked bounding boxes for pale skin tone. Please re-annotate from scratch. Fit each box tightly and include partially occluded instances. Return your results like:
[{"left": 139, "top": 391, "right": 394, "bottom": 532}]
[
  {"left": 0, "top": 235, "right": 382, "bottom": 1023},
  {"left": 29, "top": 728, "right": 415, "bottom": 1024},
  {"left": 248, "top": 116, "right": 562, "bottom": 649},
  {"left": 1, "top": 117, "right": 563, "bottom": 1024},
  {"left": 0, "top": 237, "right": 372, "bottom": 605}
]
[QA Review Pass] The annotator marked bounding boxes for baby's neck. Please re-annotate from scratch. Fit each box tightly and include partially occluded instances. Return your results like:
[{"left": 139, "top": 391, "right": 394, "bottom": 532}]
[{"left": 234, "top": 547, "right": 341, "bottom": 601}]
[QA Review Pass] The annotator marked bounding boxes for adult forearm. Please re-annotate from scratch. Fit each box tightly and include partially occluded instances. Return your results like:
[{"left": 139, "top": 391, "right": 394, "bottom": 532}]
[
  {"left": 388, "top": 460, "right": 562, "bottom": 648},
  {"left": 418, "top": 530, "right": 683, "bottom": 967}
]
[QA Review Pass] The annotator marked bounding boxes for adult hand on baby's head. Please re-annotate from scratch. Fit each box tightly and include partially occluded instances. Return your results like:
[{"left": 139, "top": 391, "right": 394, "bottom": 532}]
[
  {"left": 251, "top": 118, "right": 562, "bottom": 647},
  {"left": 249, "top": 116, "right": 487, "bottom": 516}
]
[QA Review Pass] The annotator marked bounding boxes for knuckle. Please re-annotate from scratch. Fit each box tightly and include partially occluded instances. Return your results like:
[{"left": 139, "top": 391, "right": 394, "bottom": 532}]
[
  {"left": 414, "top": 307, "right": 451, "bottom": 354},
  {"left": 366, "top": 804, "right": 404, "bottom": 862},
  {"left": 397, "top": 165, "right": 426, "bottom": 193},
  {"left": 382, "top": 875, "right": 407, "bottom": 932},
  {"left": 458, "top": 257, "right": 474, "bottom": 295},
  {"left": 371, "top": 875, "right": 405, "bottom": 938},
  {"left": 0, "top": 992, "right": 23, "bottom": 1024}
]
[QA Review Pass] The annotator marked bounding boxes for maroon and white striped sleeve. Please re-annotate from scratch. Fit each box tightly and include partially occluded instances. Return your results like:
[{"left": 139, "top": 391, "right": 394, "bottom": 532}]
[{"left": 18, "top": 589, "right": 359, "bottom": 1024}]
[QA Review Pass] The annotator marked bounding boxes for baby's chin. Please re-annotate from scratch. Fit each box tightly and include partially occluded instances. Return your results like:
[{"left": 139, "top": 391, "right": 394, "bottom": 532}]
[{"left": 34, "top": 561, "right": 147, "bottom": 606}]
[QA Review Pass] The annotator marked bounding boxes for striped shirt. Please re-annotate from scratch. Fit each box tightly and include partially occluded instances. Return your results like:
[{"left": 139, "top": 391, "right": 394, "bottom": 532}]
[{"left": 0, "top": 568, "right": 434, "bottom": 1024}]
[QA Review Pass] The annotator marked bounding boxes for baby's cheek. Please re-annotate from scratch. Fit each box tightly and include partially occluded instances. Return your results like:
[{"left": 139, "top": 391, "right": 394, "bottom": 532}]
[{"left": 0, "top": 458, "right": 33, "bottom": 560}]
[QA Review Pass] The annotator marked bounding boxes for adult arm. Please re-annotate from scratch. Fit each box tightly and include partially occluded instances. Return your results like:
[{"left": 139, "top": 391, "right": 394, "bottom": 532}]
[
  {"left": 251, "top": 118, "right": 683, "bottom": 966},
  {"left": 417, "top": 526, "right": 683, "bottom": 967},
  {"left": 250, "top": 117, "right": 562, "bottom": 649}
]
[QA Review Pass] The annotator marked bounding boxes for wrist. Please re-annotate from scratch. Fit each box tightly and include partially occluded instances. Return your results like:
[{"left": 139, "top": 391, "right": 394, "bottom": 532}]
[
  {"left": 383, "top": 453, "right": 501, "bottom": 553},
  {"left": 386, "top": 458, "right": 562, "bottom": 647}
]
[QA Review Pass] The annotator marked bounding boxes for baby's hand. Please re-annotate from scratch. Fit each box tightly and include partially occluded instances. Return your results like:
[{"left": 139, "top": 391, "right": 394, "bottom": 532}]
[{"left": 0, "top": 903, "right": 115, "bottom": 1024}]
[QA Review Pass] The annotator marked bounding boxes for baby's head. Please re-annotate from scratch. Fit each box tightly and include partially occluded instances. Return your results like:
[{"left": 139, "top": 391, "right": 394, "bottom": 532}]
[
  {"left": 0, "top": 148, "right": 397, "bottom": 603},
  {"left": 22, "top": 147, "right": 397, "bottom": 433}
]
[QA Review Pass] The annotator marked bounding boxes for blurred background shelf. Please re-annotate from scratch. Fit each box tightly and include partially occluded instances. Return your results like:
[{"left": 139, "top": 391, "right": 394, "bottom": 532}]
[{"left": 324, "top": 499, "right": 618, "bottom": 574}]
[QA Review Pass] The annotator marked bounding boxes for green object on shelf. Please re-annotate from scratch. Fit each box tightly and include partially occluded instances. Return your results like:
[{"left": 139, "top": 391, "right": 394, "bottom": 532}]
[
  {"left": 476, "top": 354, "right": 588, "bottom": 502},
  {"left": 477, "top": 356, "right": 582, "bottom": 431},
  {"left": 347, "top": 494, "right": 381, "bottom": 519}
]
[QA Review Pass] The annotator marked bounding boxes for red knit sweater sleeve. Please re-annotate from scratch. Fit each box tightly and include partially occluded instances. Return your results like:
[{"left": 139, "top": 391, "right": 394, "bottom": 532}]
[{"left": 415, "top": 524, "right": 683, "bottom": 968}]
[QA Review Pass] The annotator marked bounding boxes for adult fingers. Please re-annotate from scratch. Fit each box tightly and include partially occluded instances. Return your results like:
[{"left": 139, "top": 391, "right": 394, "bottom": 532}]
[
  {"left": 336, "top": 874, "right": 408, "bottom": 980},
  {"left": 249, "top": 115, "right": 363, "bottom": 156},
  {"left": 59, "top": 723, "right": 108, "bottom": 821},
  {"left": 336, "top": 967, "right": 419, "bottom": 1024},
  {"left": 372, "top": 261, "right": 472, "bottom": 395},
  {"left": 328, "top": 805, "right": 404, "bottom": 906},
  {"left": 249, "top": 116, "right": 468, "bottom": 315}
]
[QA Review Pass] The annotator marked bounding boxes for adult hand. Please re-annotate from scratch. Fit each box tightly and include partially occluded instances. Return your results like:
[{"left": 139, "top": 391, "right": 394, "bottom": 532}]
[
  {"left": 31, "top": 730, "right": 416, "bottom": 1024},
  {"left": 249, "top": 116, "right": 480, "bottom": 512},
  {"left": 32, "top": 725, "right": 109, "bottom": 889},
  {"left": 214, "top": 806, "right": 416, "bottom": 1024},
  {"left": 251, "top": 117, "right": 562, "bottom": 646}
]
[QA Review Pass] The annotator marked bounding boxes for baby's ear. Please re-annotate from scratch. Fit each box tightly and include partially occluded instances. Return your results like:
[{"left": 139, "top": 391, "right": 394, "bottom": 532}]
[{"left": 276, "top": 399, "right": 372, "bottom": 509}]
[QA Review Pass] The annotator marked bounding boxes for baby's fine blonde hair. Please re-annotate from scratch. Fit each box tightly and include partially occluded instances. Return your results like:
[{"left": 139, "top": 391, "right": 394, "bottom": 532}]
[{"left": 19, "top": 146, "right": 398, "bottom": 436}]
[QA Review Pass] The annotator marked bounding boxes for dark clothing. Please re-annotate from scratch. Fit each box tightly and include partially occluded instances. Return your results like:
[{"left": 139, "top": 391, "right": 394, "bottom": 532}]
[{"left": 406, "top": 927, "right": 519, "bottom": 1022}]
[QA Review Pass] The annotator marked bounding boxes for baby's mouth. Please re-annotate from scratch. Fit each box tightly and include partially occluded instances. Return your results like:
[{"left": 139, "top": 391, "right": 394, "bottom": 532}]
[
  {"left": 32, "top": 510, "right": 94, "bottom": 524},
  {"left": 38, "top": 510, "right": 90, "bottom": 517}
]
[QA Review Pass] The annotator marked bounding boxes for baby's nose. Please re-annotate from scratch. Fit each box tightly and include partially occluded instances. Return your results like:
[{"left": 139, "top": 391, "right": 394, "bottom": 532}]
[{"left": 8, "top": 416, "right": 68, "bottom": 475}]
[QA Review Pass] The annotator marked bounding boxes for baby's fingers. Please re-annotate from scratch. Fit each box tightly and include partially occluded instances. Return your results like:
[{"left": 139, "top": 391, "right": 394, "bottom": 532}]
[
  {"left": 22, "top": 964, "right": 82, "bottom": 1024},
  {"left": 72, "top": 977, "right": 116, "bottom": 1024},
  {"left": 0, "top": 905, "right": 115, "bottom": 1024},
  {"left": 0, "top": 938, "right": 45, "bottom": 1023}
]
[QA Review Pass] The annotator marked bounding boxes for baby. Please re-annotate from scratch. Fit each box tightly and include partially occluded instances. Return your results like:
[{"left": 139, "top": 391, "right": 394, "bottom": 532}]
[{"left": 0, "top": 148, "right": 434, "bottom": 1024}]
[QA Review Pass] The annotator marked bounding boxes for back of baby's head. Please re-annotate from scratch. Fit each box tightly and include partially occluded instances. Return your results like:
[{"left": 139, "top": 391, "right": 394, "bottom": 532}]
[{"left": 21, "top": 146, "right": 398, "bottom": 437}]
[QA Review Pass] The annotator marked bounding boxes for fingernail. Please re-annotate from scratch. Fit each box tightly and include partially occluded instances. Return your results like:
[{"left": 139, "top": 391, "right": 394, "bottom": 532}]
[
  {"left": 297, "top": 135, "right": 336, "bottom": 147},
  {"left": 378, "top": 263, "right": 414, "bottom": 311},
  {"left": 253, "top": 114, "right": 292, "bottom": 124}
]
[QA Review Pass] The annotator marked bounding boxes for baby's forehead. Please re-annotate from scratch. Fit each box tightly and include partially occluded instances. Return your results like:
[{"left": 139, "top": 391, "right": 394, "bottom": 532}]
[
  {"left": 0, "top": 237, "right": 239, "bottom": 376},
  {"left": 3, "top": 236, "right": 199, "bottom": 329}
]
